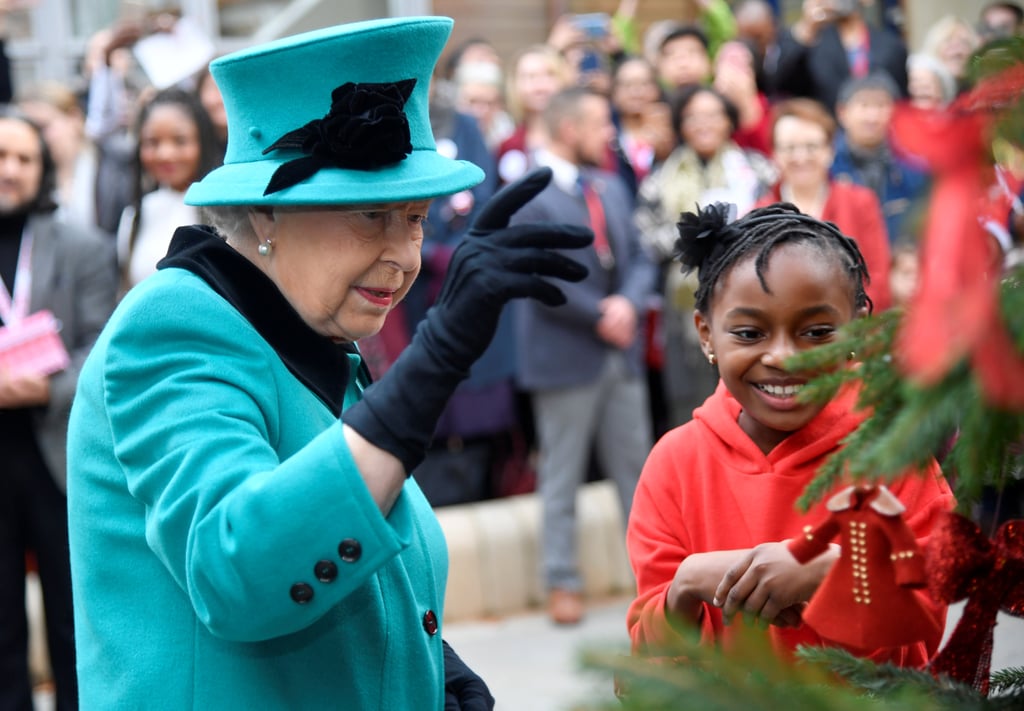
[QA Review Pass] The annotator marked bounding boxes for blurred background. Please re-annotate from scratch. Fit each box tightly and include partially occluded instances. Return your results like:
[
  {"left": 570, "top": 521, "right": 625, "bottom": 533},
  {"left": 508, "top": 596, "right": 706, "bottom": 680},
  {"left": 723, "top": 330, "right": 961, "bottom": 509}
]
[{"left": 0, "top": 0, "right": 992, "bottom": 90}]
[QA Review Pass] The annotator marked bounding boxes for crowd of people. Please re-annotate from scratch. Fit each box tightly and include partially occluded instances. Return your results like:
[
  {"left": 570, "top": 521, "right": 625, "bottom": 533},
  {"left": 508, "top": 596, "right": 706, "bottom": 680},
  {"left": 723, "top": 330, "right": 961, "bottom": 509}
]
[
  {"left": 2, "top": 1, "right": 1023, "bottom": 708},
  {"left": 427, "top": 0, "right": 1024, "bottom": 626}
]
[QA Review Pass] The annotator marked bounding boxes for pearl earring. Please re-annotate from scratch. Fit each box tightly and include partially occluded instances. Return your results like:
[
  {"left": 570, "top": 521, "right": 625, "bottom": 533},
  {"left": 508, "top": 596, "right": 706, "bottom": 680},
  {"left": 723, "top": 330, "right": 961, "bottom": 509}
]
[
  {"left": 707, "top": 352, "right": 717, "bottom": 366},
  {"left": 257, "top": 239, "right": 273, "bottom": 257}
]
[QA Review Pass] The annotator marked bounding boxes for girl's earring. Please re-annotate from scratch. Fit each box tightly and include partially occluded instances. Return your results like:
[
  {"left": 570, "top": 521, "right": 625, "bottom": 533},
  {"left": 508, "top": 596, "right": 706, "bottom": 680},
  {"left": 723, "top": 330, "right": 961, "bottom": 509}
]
[
  {"left": 707, "top": 351, "right": 717, "bottom": 366},
  {"left": 257, "top": 239, "right": 273, "bottom": 257},
  {"left": 847, "top": 351, "right": 856, "bottom": 362}
]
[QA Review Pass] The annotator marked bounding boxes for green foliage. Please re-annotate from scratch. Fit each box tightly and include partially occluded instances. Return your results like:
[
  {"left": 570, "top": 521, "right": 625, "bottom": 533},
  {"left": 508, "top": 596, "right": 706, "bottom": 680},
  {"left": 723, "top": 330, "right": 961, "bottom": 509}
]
[
  {"left": 577, "top": 619, "right": 939, "bottom": 711},
  {"left": 988, "top": 666, "right": 1024, "bottom": 695},
  {"left": 796, "top": 647, "right": 1024, "bottom": 710},
  {"left": 783, "top": 267, "right": 1024, "bottom": 514},
  {"left": 576, "top": 627, "right": 1024, "bottom": 710}
]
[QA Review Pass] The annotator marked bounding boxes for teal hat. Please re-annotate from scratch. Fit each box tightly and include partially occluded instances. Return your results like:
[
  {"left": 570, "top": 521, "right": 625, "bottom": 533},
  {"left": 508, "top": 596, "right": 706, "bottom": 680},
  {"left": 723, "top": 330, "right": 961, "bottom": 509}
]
[{"left": 185, "top": 16, "right": 484, "bottom": 206}]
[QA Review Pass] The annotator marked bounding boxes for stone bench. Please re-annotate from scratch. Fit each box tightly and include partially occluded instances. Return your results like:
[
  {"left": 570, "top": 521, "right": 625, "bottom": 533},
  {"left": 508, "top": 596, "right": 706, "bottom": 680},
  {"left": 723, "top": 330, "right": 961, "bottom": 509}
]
[{"left": 438, "top": 480, "right": 635, "bottom": 622}]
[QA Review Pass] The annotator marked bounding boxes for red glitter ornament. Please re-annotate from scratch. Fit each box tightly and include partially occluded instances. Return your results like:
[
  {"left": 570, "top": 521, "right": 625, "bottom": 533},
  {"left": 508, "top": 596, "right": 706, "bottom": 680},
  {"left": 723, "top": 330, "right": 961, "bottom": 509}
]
[{"left": 925, "top": 511, "right": 1024, "bottom": 694}]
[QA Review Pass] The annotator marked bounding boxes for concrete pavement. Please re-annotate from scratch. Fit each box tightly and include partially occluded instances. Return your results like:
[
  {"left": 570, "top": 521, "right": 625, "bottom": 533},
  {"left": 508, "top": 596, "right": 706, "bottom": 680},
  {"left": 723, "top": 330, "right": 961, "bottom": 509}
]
[
  {"left": 34, "top": 593, "right": 1024, "bottom": 710},
  {"left": 443, "top": 598, "right": 1024, "bottom": 711}
]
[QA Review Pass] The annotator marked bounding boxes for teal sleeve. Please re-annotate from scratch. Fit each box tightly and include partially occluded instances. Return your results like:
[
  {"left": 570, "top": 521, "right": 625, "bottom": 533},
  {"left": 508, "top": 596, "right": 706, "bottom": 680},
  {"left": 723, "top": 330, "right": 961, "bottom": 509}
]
[{"left": 103, "top": 276, "right": 409, "bottom": 642}]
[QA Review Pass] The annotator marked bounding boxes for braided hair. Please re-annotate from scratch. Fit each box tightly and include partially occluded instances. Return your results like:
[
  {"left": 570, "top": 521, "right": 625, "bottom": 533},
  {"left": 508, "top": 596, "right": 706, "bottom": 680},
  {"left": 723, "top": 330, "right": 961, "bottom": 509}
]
[{"left": 674, "top": 202, "right": 871, "bottom": 315}]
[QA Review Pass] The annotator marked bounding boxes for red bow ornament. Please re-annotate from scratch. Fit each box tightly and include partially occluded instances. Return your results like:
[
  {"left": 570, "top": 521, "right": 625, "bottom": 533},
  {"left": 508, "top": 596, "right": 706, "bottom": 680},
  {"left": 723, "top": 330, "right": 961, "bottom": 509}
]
[
  {"left": 926, "top": 511, "right": 1024, "bottom": 694},
  {"left": 890, "top": 63, "right": 1024, "bottom": 409}
]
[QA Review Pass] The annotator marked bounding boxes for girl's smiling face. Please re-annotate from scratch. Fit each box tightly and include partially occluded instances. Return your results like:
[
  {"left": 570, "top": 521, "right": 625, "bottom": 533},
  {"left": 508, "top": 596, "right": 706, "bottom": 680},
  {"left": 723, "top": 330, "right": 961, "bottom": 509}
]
[{"left": 696, "top": 241, "right": 863, "bottom": 454}]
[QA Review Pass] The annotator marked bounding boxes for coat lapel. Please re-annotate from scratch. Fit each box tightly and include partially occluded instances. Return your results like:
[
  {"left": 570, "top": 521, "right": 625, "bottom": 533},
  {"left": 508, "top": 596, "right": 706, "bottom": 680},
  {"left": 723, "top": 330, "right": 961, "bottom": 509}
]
[{"left": 27, "top": 215, "right": 59, "bottom": 315}]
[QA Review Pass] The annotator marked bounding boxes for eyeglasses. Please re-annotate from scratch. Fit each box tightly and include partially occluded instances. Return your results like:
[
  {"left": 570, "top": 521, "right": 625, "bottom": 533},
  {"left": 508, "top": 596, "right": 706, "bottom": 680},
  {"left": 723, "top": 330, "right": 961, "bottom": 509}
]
[{"left": 774, "top": 142, "right": 829, "bottom": 156}]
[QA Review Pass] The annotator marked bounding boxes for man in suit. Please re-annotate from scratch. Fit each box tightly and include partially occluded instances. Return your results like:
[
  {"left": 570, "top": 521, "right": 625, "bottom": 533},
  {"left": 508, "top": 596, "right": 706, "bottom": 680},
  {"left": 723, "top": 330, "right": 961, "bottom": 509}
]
[
  {"left": 0, "top": 108, "right": 117, "bottom": 709},
  {"left": 774, "top": 0, "right": 908, "bottom": 113},
  {"left": 513, "top": 86, "right": 656, "bottom": 625}
]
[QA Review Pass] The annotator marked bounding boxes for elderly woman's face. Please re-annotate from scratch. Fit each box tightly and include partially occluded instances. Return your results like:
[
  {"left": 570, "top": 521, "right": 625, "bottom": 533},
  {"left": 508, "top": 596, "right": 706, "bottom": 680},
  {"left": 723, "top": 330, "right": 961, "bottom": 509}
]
[{"left": 255, "top": 201, "right": 430, "bottom": 342}]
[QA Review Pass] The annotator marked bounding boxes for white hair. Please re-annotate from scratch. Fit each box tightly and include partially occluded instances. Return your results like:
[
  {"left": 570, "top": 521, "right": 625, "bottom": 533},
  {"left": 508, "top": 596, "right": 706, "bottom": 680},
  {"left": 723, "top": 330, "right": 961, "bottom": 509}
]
[{"left": 907, "top": 52, "right": 958, "bottom": 107}]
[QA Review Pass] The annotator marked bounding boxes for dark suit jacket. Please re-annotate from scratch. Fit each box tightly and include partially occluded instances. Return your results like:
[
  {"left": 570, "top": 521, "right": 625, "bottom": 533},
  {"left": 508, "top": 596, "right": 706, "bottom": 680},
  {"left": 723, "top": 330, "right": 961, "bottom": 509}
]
[
  {"left": 775, "top": 23, "right": 908, "bottom": 111},
  {"left": 512, "top": 169, "right": 657, "bottom": 391},
  {"left": 28, "top": 213, "right": 118, "bottom": 490}
]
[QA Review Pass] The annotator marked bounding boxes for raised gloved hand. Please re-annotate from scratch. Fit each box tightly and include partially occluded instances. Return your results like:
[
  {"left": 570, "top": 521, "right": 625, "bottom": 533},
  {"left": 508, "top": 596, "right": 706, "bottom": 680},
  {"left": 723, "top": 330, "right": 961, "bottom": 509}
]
[{"left": 342, "top": 167, "right": 591, "bottom": 472}]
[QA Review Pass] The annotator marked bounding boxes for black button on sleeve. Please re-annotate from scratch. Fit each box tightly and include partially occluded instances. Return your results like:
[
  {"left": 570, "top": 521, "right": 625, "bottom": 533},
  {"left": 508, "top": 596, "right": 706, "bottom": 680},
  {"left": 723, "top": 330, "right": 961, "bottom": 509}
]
[
  {"left": 290, "top": 582, "right": 314, "bottom": 604},
  {"left": 314, "top": 560, "right": 338, "bottom": 583},
  {"left": 338, "top": 539, "right": 362, "bottom": 563}
]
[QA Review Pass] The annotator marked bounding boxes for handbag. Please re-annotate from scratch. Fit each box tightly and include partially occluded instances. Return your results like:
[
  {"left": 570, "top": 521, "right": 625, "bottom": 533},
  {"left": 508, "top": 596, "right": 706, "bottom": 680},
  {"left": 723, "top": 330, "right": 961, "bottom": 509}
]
[{"left": 0, "top": 310, "right": 70, "bottom": 377}]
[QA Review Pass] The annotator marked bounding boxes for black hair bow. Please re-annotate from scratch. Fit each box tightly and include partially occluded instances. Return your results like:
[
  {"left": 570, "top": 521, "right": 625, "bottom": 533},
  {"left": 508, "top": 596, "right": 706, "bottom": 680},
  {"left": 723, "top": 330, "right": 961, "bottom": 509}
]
[{"left": 673, "top": 201, "right": 737, "bottom": 272}]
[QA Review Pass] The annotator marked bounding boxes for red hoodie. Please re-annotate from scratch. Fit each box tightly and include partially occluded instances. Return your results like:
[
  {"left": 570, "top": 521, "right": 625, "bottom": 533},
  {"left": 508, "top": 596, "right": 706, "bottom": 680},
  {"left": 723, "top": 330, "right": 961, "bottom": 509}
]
[{"left": 627, "top": 381, "right": 954, "bottom": 665}]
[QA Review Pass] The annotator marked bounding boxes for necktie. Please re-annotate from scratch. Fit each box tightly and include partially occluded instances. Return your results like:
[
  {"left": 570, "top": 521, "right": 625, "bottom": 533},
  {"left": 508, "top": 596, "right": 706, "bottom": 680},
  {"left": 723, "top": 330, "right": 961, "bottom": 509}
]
[{"left": 579, "top": 175, "right": 615, "bottom": 270}]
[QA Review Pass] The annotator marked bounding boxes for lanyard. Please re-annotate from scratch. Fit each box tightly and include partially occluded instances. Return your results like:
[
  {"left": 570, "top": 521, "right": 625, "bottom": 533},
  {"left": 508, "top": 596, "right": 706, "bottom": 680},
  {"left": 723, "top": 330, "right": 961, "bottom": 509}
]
[{"left": 0, "top": 228, "right": 33, "bottom": 326}]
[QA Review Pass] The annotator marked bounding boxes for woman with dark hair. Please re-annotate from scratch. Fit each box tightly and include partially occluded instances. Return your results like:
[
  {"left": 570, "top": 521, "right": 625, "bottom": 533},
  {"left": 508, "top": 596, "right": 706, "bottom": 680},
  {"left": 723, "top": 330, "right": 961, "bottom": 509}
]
[
  {"left": 117, "top": 87, "right": 222, "bottom": 289},
  {"left": 0, "top": 107, "right": 117, "bottom": 711}
]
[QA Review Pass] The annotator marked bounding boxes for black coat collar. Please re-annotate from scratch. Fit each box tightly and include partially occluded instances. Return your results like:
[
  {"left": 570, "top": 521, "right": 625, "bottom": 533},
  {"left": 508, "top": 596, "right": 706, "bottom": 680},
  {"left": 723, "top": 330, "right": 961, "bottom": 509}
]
[{"left": 157, "top": 225, "right": 370, "bottom": 416}]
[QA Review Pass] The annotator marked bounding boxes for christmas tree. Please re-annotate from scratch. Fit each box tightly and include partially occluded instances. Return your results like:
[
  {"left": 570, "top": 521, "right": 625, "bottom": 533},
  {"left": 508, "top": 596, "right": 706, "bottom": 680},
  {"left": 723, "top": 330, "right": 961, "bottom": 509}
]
[{"left": 578, "top": 39, "right": 1024, "bottom": 709}]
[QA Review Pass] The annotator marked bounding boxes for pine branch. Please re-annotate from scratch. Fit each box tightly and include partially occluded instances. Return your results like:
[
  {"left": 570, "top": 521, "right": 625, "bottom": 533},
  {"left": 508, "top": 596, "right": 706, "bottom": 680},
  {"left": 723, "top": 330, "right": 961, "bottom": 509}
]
[
  {"left": 989, "top": 666, "right": 1024, "bottom": 694},
  {"left": 579, "top": 621, "right": 939, "bottom": 711},
  {"left": 785, "top": 271, "right": 1024, "bottom": 513}
]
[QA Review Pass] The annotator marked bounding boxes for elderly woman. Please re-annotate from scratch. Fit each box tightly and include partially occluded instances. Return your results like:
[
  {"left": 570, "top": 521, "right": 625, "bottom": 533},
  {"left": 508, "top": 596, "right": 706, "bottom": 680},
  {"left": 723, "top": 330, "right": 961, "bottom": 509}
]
[
  {"left": 755, "top": 97, "right": 892, "bottom": 310},
  {"left": 65, "top": 17, "right": 589, "bottom": 710}
]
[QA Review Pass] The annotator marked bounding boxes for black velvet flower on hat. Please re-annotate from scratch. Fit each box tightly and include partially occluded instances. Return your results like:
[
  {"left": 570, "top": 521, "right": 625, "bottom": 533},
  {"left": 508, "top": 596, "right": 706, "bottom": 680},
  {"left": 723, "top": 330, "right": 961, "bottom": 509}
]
[
  {"left": 673, "top": 201, "right": 737, "bottom": 272},
  {"left": 262, "top": 78, "right": 416, "bottom": 195}
]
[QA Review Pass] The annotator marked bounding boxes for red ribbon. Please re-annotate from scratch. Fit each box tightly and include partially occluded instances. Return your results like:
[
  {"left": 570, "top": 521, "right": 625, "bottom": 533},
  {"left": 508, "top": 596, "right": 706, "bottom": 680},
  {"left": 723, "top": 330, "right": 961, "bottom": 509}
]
[
  {"left": 890, "top": 64, "right": 1024, "bottom": 409},
  {"left": 925, "top": 512, "right": 1024, "bottom": 693}
]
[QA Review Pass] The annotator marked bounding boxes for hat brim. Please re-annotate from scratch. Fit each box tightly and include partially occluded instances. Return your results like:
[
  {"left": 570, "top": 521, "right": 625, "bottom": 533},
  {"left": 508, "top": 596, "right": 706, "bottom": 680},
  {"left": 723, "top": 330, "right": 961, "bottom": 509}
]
[{"left": 185, "top": 149, "right": 485, "bottom": 206}]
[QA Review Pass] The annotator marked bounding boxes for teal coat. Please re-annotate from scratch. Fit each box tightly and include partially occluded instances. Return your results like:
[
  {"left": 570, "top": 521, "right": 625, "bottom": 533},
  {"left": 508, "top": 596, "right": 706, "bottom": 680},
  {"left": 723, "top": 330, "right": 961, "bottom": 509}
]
[{"left": 67, "top": 233, "right": 449, "bottom": 710}]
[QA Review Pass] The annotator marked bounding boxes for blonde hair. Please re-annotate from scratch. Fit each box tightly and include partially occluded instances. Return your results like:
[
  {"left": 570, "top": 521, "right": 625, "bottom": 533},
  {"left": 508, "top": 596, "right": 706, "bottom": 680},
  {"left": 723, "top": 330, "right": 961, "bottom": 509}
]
[
  {"left": 505, "top": 44, "right": 572, "bottom": 123},
  {"left": 17, "top": 80, "right": 82, "bottom": 117},
  {"left": 919, "top": 15, "right": 981, "bottom": 77}
]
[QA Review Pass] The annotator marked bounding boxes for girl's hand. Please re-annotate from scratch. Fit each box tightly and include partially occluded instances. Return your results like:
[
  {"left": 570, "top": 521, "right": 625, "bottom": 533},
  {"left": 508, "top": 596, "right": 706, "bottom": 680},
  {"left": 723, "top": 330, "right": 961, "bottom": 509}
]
[
  {"left": 666, "top": 549, "right": 751, "bottom": 625},
  {"left": 712, "top": 541, "right": 837, "bottom": 626}
]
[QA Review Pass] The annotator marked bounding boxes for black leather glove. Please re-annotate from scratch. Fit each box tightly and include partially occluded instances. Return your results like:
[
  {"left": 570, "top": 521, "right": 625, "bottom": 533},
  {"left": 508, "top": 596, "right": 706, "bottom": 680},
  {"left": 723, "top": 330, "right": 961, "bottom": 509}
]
[
  {"left": 443, "top": 640, "right": 495, "bottom": 711},
  {"left": 343, "top": 167, "right": 591, "bottom": 472}
]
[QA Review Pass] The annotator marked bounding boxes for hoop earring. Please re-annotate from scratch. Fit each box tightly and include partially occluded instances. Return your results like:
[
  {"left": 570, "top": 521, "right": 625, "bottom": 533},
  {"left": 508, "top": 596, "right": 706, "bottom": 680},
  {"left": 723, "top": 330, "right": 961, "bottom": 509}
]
[
  {"left": 257, "top": 239, "right": 273, "bottom": 257},
  {"left": 707, "top": 352, "right": 717, "bottom": 366}
]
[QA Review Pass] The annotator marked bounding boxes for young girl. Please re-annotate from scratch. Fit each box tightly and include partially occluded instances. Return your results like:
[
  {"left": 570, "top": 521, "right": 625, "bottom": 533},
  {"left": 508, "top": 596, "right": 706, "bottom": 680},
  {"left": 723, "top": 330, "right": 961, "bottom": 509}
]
[
  {"left": 117, "top": 87, "right": 221, "bottom": 289},
  {"left": 627, "top": 202, "right": 955, "bottom": 666}
]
